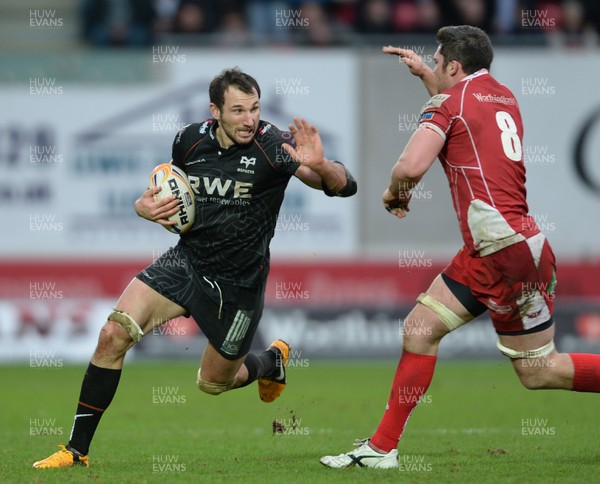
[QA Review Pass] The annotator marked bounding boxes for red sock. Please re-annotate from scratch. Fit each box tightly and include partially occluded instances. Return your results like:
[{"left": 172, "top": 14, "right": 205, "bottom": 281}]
[
  {"left": 569, "top": 353, "right": 600, "bottom": 392},
  {"left": 370, "top": 351, "right": 437, "bottom": 452}
]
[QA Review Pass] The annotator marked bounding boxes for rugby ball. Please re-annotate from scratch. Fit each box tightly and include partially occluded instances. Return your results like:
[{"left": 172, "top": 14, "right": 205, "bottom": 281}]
[{"left": 148, "top": 162, "right": 195, "bottom": 234}]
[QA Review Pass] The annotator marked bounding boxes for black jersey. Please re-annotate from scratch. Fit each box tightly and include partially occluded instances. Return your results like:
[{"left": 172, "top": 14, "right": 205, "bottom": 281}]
[{"left": 171, "top": 119, "right": 300, "bottom": 288}]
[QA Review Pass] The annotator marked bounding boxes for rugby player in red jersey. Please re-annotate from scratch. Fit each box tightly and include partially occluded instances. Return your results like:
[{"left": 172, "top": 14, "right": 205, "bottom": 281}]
[{"left": 321, "top": 25, "right": 600, "bottom": 469}]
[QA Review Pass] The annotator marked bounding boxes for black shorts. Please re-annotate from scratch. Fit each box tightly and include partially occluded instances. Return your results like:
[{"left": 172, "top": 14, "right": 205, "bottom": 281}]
[{"left": 136, "top": 244, "right": 267, "bottom": 360}]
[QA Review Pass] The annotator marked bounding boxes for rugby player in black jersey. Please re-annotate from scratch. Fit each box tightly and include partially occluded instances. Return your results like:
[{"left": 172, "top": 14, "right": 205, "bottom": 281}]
[{"left": 33, "top": 67, "right": 357, "bottom": 469}]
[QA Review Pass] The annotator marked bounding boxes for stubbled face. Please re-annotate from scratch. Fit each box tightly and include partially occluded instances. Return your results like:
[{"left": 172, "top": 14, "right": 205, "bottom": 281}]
[
  {"left": 433, "top": 45, "right": 456, "bottom": 93},
  {"left": 210, "top": 86, "right": 260, "bottom": 148}
]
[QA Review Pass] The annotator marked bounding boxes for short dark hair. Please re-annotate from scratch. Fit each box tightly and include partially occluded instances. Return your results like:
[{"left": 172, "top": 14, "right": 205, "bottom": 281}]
[
  {"left": 209, "top": 67, "right": 261, "bottom": 109},
  {"left": 436, "top": 25, "right": 493, "bottom": 74}
]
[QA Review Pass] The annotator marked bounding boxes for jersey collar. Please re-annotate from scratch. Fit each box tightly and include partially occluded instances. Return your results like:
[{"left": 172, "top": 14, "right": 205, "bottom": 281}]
[
  {"left": 462, "top": 68, "right": 489, "bottom": 83},
  {"left": 208, "top": 119, "right": 218, "bottom": 141}
]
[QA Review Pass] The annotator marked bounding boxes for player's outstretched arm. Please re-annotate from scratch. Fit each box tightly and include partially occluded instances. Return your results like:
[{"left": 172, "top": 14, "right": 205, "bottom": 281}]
[
  {"left": 283, "top": 117, "right": 357, "bottom": 197},
  {"left": 134, "top": 187, "right": 180, "bottom": 228},
  {"left": 382, "top": 46, "right": 438, "bottom": 97},
  {"left": 384, "top": 126, "right": 444, "bottom": 219}
]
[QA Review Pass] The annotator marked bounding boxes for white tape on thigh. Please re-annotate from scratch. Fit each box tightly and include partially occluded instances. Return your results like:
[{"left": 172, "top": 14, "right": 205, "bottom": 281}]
[
  {"left": 496, "top": 340, "right": 555, "bottom": 359},
  {"left": 108, "top": 309, "right": 144, "bottom": 343},
  {"left": 416, "top": 293, "right": 467, "bottom": 331}
]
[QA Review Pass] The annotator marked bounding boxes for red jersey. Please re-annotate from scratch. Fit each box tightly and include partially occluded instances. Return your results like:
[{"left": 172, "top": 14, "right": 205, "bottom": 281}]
[{"left": 418, "top": 69, "right": 539, "bottom": 256}]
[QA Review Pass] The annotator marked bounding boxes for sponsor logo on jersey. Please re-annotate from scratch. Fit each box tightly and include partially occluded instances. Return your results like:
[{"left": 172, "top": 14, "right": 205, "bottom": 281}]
[
  {"left": 526, "top": 308, "right": 543, "bottom": 319},
  {"left": 174, "top": 125, "right": 189, "bottom": 144},
  {"left": 418, "top": 111, "right": 435, "bottom": 122},
  {"left": 199, "top": 121, "right": 210, "bottom": 134},
  {"left": 423, "top": 93, "right": 450, "bottom": 109},
  {"left": 487, "top": 299, "right": 512, "bottom": 314},
  {"left": 185, "top": 158, "right": 206, "bottom": 166},
  {"left": 472, "top": 93, "right": 516, "bottom": 105},
  {"left": 260, "top": 123, "right": 272, "bottom": 135},
  {"left": 188, "top": 175, "right": 253, "bottom": 199}
]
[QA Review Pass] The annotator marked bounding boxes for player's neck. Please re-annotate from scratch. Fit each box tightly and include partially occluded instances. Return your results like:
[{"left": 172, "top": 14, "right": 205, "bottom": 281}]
[{"left": 215, "top": 125, "right": 234, "bottom": 150}]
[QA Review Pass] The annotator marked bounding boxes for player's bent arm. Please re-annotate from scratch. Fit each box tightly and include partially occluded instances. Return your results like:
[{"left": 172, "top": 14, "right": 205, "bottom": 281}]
[
  {"left": 293, "top": 165, "right": 322, "bottom": 189},
  {"left": 418, "top": 70, "right": 438, "bottom": 97},
  {"left": 390, "top": 126, "right": 444, "bottom": 190},
  {"left": 134, "top": 187, "right": 180, "bottom": 227},
  {"left": 283, "top": 116, "right": 356, "bottom": 196},
  {"left": 294, "top": 161, "right": 357, "bottom": 197}
]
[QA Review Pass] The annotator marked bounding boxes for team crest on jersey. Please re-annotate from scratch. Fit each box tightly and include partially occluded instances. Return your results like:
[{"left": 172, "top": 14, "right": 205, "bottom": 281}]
[
  {"left": 238, "top": 156, "right": 256, "bottom": 174},
  {"left": 240, "top": 156, "right": 256, "bottom": 168},
  {"left": 422, "top": 93, "right": 451, "bottom": 111}
]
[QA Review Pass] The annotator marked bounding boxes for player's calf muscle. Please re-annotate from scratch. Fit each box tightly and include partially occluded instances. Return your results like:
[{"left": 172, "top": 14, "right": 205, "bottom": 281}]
[
  {"left": 513, "top": 353, "right": 574, "bottom": 390},
  {"left": 514, "top": 363, "right": 552, "bottom": 389}
]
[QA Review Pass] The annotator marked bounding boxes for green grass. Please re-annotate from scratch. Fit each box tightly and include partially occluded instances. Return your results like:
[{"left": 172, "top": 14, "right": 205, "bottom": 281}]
[{"left": 1, "top": 360, "right": 598, "bottom": 483}]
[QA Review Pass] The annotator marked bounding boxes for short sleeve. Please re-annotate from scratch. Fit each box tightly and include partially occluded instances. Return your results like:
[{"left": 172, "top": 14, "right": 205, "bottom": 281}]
[
  {"left": 171, "top": 123, "right": 193, "bottom": 168},
  {"left": 256, "top": 122, "right": 300, "bottom": 176},
  {"left": 418, "top": 93, "right": 453, "bottom": 141}
]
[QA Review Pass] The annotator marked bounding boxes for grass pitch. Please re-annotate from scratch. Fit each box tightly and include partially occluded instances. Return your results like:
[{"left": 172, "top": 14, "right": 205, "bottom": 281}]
[{"left": 2, "top": 359, "right": 598, "bottom": 483}]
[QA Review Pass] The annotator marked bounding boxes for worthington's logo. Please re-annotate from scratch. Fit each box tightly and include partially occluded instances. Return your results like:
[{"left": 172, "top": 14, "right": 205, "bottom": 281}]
[{"left": 472, "top": 93, "right": 516, "bottom": 105}]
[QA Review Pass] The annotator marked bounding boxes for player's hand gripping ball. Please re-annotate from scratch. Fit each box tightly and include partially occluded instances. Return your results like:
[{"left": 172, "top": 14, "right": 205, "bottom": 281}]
[{"left": 148, "top": 162, "right": 196, "bottom": 234}]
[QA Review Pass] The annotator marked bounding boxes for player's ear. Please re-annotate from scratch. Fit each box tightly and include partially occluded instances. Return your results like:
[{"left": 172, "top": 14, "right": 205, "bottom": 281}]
[
  {"left": 449, "top": 59, "right": 462, "bottom": 77},
  {"left": 209, "top": 103, "right": 220, "bottom": 121}
]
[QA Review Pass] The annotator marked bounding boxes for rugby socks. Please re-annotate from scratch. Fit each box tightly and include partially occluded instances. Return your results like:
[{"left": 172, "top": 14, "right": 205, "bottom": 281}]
[
  {"left": 569, "top": 353, "right": 600, "bottom": 392},
  {"left": 370, "top": 351, "right": 437, "bottom": 453},
  {"left": 239, "top": 350, "right": 278, "bottom": 388},
  {"left": 68, "top": 362, "right": 122, "bottom": 455}
]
